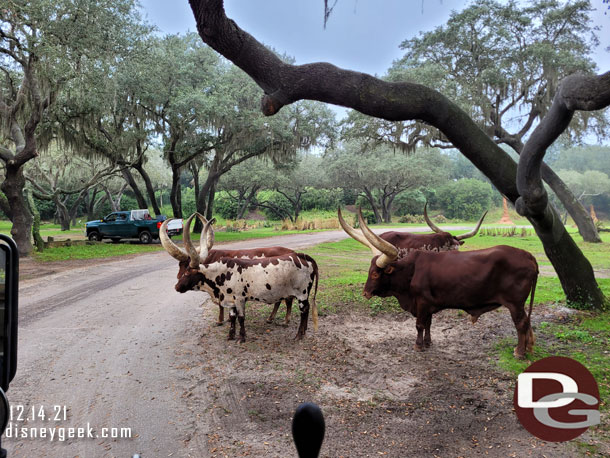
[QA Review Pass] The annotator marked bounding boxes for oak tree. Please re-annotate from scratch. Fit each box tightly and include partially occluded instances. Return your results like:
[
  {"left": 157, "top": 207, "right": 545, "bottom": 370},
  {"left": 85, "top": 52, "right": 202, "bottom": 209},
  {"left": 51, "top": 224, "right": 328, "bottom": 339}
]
[{"left": 188, "top": 0, "right": 609, "bottom": 308}]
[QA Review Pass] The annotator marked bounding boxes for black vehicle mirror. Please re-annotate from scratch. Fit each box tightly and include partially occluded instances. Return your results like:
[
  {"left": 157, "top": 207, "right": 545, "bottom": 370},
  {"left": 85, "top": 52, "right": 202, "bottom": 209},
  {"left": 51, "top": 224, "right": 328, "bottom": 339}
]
[{"left": 0, "top": 234, "right": 18, "bottom": 392}]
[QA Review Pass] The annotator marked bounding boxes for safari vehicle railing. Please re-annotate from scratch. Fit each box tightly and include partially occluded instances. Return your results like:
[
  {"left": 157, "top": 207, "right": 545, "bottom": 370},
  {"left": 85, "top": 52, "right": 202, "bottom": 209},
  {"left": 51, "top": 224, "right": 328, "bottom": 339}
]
[{"left": 0, "top": 235, "right": 19, "bottom": 458}]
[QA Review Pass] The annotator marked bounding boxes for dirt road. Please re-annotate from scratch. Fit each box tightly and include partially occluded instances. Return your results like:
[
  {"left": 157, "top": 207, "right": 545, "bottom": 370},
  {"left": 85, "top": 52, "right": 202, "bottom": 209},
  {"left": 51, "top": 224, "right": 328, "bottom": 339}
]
[{"left": 5, "top": 227, "right": 584, "bottom": 457}]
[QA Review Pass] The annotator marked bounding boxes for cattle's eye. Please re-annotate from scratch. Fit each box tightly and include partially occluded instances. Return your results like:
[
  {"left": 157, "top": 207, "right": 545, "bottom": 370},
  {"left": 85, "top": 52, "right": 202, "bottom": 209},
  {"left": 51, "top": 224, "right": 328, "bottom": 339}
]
[{"left": 371, "top": 272, "right": 380, "bottom": 279}]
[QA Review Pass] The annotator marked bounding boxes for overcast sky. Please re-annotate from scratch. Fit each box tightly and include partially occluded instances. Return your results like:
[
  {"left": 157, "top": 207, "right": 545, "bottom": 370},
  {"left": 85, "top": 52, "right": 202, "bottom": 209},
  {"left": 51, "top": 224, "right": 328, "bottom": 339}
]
[{"left": 139, "top": 0, "right": 610, "bottom": 76}]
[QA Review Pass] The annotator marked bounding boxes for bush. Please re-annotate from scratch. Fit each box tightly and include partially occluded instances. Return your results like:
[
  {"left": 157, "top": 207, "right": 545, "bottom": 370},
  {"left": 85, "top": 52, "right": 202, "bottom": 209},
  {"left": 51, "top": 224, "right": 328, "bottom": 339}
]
[
  {"left": 435, "top": 179, "right": 493, "bottom": 220},
  {"left": 181, "top": 188, "right": 197, "bottom": 216},
  {"left": 393, "top": 190, "right": 427, "bottom": 216},
  {"left": 354, "top": 195, "right": 372, "bottom": 210},
  {"left": 353, "top": 210, "right": 376, "bottom": 226},
  {"left": 214, "top": 191, "right": 241, "bottom": 219},
  {"left": 341, "top": 188, "right": 359, "bottom": 206},
  {"left": 398, "top": 214, "right": 424, "bottom": 224},
  {"left": 33, "top": 196, "right": 56, "bottom": 220},
  {"left": 256, "top": 190, "right": 292, "bottom": 220},
  {"left": 301, "top": 187, "right": 344, "bottom": 211},
  {"left": 119, "top": 195, "right": 139, "bottom": 212}
]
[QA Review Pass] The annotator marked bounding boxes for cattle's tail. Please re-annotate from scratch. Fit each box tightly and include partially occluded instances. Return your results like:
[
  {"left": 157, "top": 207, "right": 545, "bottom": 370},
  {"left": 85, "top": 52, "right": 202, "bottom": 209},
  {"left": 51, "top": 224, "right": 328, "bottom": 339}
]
[
  {"left": 301, "top": 253, "right": 319, "bottom": 331},
  {"left": 311, "top": 257, "right": 319, "bottom": 331},
  {"left": 528, "top": 273, "right": 537, "bottom": 322}
]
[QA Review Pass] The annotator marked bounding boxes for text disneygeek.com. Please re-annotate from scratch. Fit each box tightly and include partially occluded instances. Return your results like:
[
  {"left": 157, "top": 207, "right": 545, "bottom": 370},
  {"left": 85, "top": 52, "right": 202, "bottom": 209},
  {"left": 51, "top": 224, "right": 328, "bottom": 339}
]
[
  {"left": 5, "top": 423, "right": 133, "bottom": 442},
  {"left": 6, "top": 404, "right": 132, "bottom": 442}
]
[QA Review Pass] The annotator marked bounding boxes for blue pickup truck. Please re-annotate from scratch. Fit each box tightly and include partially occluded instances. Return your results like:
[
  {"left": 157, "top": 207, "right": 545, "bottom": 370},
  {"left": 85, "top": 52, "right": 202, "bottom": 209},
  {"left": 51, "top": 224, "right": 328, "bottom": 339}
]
[{"left": 85, "top": 210, "right": 182, "bottom": 244}]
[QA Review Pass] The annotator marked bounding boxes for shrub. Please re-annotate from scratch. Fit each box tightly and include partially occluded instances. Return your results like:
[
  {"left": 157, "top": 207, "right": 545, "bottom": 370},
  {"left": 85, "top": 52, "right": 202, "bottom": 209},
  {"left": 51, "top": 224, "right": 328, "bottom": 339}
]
[
  {"left": 393, "top": 190, "right": 427, "bottom": 216},
  {"left": 180, "top": 188, "right": 197, "bottom": 216},
  {"left": 353, "top": 210, "right": 376, "bottom": 226},
  {"left": 435, "top": 179, "right": 493, "bottom": 220},
  {"left": 214, "top": 191, "right": 241, "bottom": 219},
  {"left": 398, "top": 214, "right": 425, "bottom": 224},
  {"left": 256, "top": 190, "right": 292, "bottom": 220},
  {"left": 301, "top": 187, "right": 344, "bottom": 211}
]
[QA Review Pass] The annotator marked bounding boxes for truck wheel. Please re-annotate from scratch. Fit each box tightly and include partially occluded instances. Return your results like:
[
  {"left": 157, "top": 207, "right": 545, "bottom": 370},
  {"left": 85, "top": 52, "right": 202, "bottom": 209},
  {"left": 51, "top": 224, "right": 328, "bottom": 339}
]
[
  {"left": 139, "top": 230, "right": 152, "bottom": 244},
  {"left": 111, "top": 238, "right": 121, "bottom": 244},
  {"left": 88, "top": 231, "right": 102, "bottom": 242}
]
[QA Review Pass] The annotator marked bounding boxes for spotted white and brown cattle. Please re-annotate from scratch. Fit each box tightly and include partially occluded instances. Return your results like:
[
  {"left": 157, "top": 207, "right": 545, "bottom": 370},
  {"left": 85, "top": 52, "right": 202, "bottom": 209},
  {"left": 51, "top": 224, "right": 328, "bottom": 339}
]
[
  {"left": 338, "top": 205, "right": 487, "bottom": 256},
  {"left": 346, "top": 209, "right": 538, "bottom": 359},
  {"left": 160, "top": 216, "right": 295, "bottom": 325},
  {"left": 169, "top": 213, "right": 319, "bottom": 342}
]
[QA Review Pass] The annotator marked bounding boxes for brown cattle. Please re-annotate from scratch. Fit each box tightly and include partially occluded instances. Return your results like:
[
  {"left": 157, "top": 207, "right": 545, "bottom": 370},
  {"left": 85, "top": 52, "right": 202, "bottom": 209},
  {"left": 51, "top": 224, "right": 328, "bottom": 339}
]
[
  {"left": 338, "top": 204, "right": 487, "bottom": 256},
  {"left": 160, "top": 216, "right": 294, "bottom": 325},
  {"left": 346, "top": 209, "right": 538, "bottom": 359}
]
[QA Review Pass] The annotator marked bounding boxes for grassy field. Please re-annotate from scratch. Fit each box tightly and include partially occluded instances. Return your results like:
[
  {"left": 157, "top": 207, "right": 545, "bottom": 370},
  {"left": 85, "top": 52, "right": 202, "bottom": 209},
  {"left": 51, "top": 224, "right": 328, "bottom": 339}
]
[{"left": 304, "top": 235, "right": 610, "bottom": 453}]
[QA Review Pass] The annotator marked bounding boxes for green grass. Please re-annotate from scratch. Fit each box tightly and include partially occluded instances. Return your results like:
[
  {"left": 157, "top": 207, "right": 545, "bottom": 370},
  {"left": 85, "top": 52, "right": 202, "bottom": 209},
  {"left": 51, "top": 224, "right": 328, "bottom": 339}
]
[
  {"left": 464, "top": 231, "right": 610, "bottom": 270},
  {"left": 214, "top": 227, "right": 322, "bottom": 242},
  {"left": 306, "top": 238, "right": 400, "bottom": 316},
  {"left": 31, "top": 242, "right": 163, "bottom": 262},
  {"left": 0, "top": 220, "right": 86, "bottom": 240},
  {"left": 493, "top": 310, "right": 610, "bottom": 452}
]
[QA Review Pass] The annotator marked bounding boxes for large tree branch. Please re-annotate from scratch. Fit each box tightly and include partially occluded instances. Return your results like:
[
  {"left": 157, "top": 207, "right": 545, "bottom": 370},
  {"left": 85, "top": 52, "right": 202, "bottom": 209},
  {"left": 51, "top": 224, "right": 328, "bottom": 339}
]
[
  {"left": 516, "top": 72, "right": 610, "bottom": 217},
  {"left": 188, "top": 0, "right": 608, "bottom": 307},
  {"left": 189, "top": 0, "right": 518, "bottom": 195}
]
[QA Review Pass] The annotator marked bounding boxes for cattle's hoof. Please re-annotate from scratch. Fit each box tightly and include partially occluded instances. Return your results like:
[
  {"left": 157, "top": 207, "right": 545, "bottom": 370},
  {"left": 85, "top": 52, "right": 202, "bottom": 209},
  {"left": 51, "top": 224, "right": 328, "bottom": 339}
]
[
  {"left": 294, "top": 333, "right": 304, "bottom": 340},
  {"left": 216, "top": 321, "right": 224, "bottom": 326},
  {"left": 227, "top": 334, "right": 235, "bottom": 341},
  {"left": 266, "top": 319, "right": 274, "bottom": 324},
  {"left": 513, "top": 348, "right": 526, "bottom": 360},
  {"left": 237, "top": 337, "right": 246, "bottom": 344},
  {"left": 414, "top": 344, "right": 424, "bottom": 352},
  {"left": 424, "top": 340, "right": 432, "bottom": 348}
]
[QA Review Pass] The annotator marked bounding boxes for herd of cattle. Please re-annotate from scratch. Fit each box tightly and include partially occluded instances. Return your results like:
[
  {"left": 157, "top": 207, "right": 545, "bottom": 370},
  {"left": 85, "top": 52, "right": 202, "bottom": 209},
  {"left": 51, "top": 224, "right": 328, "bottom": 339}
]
[{"left": 160, "top": 207, "right": 539, "bottom": 359}]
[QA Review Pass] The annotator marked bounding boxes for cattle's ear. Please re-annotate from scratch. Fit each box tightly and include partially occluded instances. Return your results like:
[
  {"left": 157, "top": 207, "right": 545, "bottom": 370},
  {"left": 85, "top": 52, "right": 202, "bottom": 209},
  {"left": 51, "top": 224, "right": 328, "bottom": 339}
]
[{"left": 384, "top": 265, "right": 395, "bottom": 275}]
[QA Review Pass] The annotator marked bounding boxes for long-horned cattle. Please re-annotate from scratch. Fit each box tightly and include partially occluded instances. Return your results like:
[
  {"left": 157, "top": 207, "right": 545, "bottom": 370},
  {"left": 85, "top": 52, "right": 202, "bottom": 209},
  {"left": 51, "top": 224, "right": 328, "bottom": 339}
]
[
  {"left": 172, "top": 213, "right": 319, "bottom": 343},
  {"left": 338, "top": 204, "right": 487, "bottom": 256},
  {"left": 344, "top": 209, "right": 538, "bottom": 359},
  {"left": 160, "top": 216, "right": 295, "bottom": 325}
]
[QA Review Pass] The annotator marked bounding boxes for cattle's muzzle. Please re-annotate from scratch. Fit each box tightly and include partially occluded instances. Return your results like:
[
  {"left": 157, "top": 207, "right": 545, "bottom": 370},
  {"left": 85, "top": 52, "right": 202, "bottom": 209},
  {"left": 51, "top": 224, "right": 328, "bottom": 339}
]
[{"left": 363, "top": 291, "right": 373, "bottom": 299}]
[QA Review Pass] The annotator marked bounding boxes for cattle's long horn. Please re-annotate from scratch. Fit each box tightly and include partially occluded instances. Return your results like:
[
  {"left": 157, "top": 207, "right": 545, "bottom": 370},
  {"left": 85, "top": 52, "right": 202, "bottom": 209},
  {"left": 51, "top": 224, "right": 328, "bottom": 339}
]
[
  {"left": 456, "top": 210, "right": 488, "bottom": 240},
  {"left": 205, "top": 217, "right": 216, "bottom": 250},
  {"left": 160, "top": 218, "right": 189, "bottom": 261},
  {"left": 423, "top": 202, "right": 443, "bottom": 234},
  {"left": 357, "top": 209, "right": 398, "bottom": 268},
  {"left": 337, "top": 208, "right": 381, "bottom": 256},
  {"left": 193, "top": 213, "right": 215, "bottom": 253},
  {"left": 183, "top": 213, "right": 201, "bottom": 268}
]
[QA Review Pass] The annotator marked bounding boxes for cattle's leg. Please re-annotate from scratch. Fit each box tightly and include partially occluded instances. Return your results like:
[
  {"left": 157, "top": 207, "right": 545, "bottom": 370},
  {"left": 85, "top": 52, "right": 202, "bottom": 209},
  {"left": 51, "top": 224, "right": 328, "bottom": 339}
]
[
  {"left": 238, "top": 314, "right": 246, "bottom": 343},
  {"left": 526, "top": 326, "right": 536, "bottom": 353},
  {"left": 295, "top": 300, "right": 310, "bottom": 340},
  {"left": 423, "top": 314, "right": 433, "bottom": 348},
  {"left": 414, "top": 313, "right": 430, "bottom": 351},
  {"left": 217, "top": 305, "right": 225, "bottom": 326},
  {"left": 266, "top": 302, "right": 282, "bottom": 324},
  {"left": 284, "top": 298, "right": 293, "bottom": 325},
  {"left": 509, "top": 305, "right": 529, "bottom": 359},
  {"left": 228, "top": 307, "right": 237, "bottom": 341}
]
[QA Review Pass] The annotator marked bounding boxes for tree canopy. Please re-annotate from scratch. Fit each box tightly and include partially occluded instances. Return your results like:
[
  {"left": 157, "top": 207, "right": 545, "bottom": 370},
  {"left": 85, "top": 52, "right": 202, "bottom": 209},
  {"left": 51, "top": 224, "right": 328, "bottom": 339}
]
[{"left": 187, "top": 0, "right": 609, "bottom": 308}]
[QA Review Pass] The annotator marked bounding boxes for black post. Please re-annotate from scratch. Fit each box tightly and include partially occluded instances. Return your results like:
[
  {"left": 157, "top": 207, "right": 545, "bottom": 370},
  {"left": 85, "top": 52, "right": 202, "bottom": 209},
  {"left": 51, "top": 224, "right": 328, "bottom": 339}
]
[{"left": 292, "top": 403, "right": 325, "bottom": 458}]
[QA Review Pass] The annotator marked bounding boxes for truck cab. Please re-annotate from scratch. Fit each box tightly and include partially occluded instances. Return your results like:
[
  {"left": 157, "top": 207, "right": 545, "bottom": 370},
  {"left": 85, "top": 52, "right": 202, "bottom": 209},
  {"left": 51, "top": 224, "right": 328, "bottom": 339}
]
[{"left": 85, "top": 210, "right": 182, "bottom": 244}]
